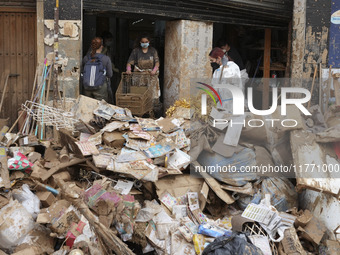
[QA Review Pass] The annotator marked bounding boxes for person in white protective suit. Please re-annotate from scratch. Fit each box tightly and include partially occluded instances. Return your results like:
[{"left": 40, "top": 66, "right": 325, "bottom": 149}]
[{"left": 209, "top": 47, "right": 243, "bottom": 112}]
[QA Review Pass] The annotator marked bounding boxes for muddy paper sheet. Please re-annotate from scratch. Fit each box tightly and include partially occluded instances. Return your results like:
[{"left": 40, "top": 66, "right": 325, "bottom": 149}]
[{"left": 109, "top": 160, "right": 153, "bottom": 179}]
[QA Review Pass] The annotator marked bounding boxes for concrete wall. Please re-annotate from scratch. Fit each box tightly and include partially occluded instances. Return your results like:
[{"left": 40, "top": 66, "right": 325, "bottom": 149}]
[
  {"left": 42, "top": 0, "right": 82, "bottom": 99},
  {"left": 163, "top": 20, "right": 213, "bottom": 109}
]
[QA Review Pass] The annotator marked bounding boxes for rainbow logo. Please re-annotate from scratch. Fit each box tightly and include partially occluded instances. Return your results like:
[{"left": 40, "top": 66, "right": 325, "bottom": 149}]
[
  {"left": 196, "top": 82, "right": 223, "bottom": 106},
  {"left": 197, "top": 82, "right": 233, "bottom": 115}
]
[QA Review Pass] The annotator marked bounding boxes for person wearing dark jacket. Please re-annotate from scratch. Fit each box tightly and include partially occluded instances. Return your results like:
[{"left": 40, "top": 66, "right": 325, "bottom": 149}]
[
  {"left": 217, "top": 38, "right": 245, "bottom": 70},
  {"left": 126, "top": 34, "right": 160, "bottom": 100},
  {"left": 82, "top": 37, "right": 112, "bottom": 101},
  {"left": 217, "top": 38, "right": 249, "bottom": 86}
]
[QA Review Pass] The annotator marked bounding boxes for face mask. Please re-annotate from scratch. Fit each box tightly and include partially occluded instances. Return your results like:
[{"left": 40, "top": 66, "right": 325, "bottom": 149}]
[
  {"left": 222, "top": 49, "right": 227, "bottom": 53},
  {"left": 141, "top": 42, "right": 149, "bottom": 48},
  {"left": 211, "top": 62, "right": 220, "bottom": 71}
]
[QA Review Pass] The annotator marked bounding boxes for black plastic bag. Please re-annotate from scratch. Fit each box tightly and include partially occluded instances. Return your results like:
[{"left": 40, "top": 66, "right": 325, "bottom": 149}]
[{"left": 202, "top": 232, "right": 264, "bottom": 255}]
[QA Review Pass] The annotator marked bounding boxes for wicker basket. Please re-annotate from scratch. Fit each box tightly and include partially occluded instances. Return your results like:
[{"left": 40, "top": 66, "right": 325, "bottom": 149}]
[
  {"left": 242, "top": 222, "right": 278, "bottom": 255},
  {"left": 115, "top": 72, "right": 154, "bottom": 116}
]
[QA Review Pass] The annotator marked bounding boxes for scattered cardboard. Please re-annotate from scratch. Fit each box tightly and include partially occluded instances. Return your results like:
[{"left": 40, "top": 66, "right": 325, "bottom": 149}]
[
  {"left": 297, "top": 217, "right": 326, "bottom": 245},
  {"left": 0, "top": 195, "right": 9, "bottom": 208},
  {"left": 0, "top": 157, "right": 10, "bottom": 189},
  {"left": 27, "top": 152, "right": 41, "bottom": 164},
  {"left": 44, "top": 147, "right": 58, "bottom": 162},
  {"left": 295, "top": 209, "right": 313, "bottom": 228},
  {"left": 156, "top": 118, "right": 178, "bottom": 133},
  {"left": 281, "top": 227, "right": 306, "bottom": 255},
  {"left": 220, "top": 182, "right": 254, "bottom": 196},
  {"left": 325, "top": 240, "right": 340, "bottom": 255},
  {"left": 155, "top": 174, "right": 204, "bottom": 200},
  {"left": 12, "top": 247, "right": 42, "bottom": 255},
  {"left": 36, "top": 191, "right": 56, "bottom": 207},
  {"left": 18, "top": 135, "right": 39, "bottom": 147},
  {"left": 103, "top": 131, "right": 125, "bottom": 148},
  {"left": 30, "top": 163, "right": 49, "bottom": 181},
  {"left": 41, "top": 158, "right": 86, "bottom": 181}
]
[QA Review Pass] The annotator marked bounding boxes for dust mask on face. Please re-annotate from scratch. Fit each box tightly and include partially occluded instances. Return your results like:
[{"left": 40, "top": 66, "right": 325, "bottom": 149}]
[
  {"left": 211, "top": 62, "right": 220, "bottom": 71},
  {"left": 141, "top": 42, "right": 149, "bottom": 48}
]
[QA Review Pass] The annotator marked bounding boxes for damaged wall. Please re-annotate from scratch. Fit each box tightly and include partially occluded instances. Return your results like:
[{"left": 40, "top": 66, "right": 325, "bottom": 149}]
[
  {"left": 291, "top": 0, "right": 306, "bottom": 81},
  {"left": 42, "top": 0, "right": 82, "bottom": 98},
  {"left": 291, "top": 0, "right": 332, "bottom": 80},
  {"left": 163, "top": 20, "right": 213, "bottom": 109},
  {"left": 303, "top": 0, "right": 331, "bottom": 79},
  {"left": 299, "top": 189, "right": 340, "bottom": 240}
]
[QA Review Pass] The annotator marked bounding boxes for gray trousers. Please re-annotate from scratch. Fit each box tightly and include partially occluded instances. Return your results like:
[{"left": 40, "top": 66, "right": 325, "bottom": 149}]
[{"left": 84, "top": 81, "right": 108, "bottom": 102}]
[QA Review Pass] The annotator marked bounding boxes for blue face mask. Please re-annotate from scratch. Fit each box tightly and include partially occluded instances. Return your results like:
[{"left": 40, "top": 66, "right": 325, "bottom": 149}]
[{"left": 141, "top": 42, "right": 149, "bottom": 48}]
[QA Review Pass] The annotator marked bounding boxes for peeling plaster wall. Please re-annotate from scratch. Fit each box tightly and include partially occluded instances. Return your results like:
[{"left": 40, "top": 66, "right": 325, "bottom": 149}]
[
  {"left": 291, "top": 0, "right": 306, "bottom": 81},
  {"left": 43, "top": 0, "right": 82, "bottom": 99},
  {"left": 303, "top": 0, "right": 331, "bottom": 79},
  {"left": 163, "top": 20, "right": 213, "bottom": 109}
]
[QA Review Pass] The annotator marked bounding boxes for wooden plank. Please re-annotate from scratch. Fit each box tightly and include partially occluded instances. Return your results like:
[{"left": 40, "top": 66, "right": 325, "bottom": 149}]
[
  {"left": 16, "top": 13, "right": 23, "bottom": 116},
  {"left": 0, "top": 7, "right": 35, "bottom": 13},
  {"left": 262, "top": 28, "right": 271, "bottom": 110},
  {"left": 22, "top": 13, "right": 29, "bottom": 103},
  {"left": 10, "top": 12, "right": 16, "bottom": 128},
  {"left": 41, "top": 158, "right": 87, "bottom": 182},
  {"left": 0, "top": 70, "right": 10, "bottom": 112},
  {"left": 28, "top": 12, "right": 36, "bottom": 100},
  {"left": 2, "top": 13, "right": 10, "bottom": 120},
  {"left": 192, "top": 161, "right": 235, "bottom": 205}
]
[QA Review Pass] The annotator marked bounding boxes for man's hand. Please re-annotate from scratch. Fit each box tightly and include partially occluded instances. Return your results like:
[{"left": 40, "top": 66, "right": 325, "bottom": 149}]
[{"left": 126, "top": 70, "right": 132, "bottom": 75}]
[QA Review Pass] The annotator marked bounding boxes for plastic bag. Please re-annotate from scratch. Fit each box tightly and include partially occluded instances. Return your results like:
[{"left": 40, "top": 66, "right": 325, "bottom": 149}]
[
  {"left": 12, "top": 184, "right": 40, "bottom": 219},
  {"left": 238, "top": 177, "right": 298, "bottom": 211},
  {"left": 202, "top": 233, "right": 264, "bottom": 255},
  {"left": 0, "top": 200, "right": 34, "bottom": 249}
]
